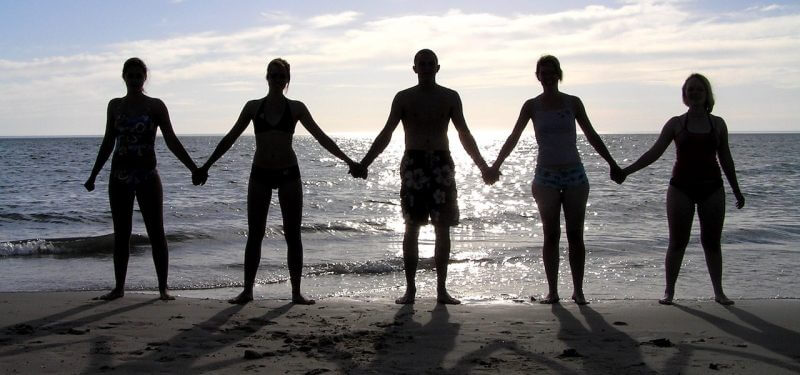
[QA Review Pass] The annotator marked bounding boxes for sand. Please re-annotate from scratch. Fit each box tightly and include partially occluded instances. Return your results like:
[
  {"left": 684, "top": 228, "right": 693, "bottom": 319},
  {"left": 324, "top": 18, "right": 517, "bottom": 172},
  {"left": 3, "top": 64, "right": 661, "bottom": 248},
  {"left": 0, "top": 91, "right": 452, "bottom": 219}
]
[{"left": 1, "top": 292, "right": 799, "bottom": 374}]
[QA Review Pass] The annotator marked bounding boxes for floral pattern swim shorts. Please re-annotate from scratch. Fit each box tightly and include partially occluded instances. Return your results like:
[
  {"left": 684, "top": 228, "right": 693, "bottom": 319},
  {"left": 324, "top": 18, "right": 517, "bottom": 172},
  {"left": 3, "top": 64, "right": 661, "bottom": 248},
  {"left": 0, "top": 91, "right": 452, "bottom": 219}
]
[{"left": 399, "top": 150, "right": 459, "bottom": 226}]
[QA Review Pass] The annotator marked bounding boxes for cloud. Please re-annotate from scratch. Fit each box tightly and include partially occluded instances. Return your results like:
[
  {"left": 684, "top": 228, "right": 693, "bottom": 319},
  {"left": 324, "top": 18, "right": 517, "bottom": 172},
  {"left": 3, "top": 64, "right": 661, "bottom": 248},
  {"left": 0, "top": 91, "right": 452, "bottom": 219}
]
[
  {"left": 1, "top": 2, "right": 799, "bottom": 135},
  {"left": 307, "top": 11, "right": 362, "bottom": 28}
]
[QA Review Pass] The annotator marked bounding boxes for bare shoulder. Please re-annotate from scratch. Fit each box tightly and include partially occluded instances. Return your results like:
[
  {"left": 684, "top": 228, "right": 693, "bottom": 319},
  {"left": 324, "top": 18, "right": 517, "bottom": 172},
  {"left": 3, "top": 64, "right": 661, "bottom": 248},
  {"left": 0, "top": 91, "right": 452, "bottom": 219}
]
[
  {"left": 664, "top": 115, "right": 683, "bottom": 133},
  {"left": 522, "top": 97, "right": 537, "bottom": 115},
  {"left": 242, "top": 98, "right": 262, "bottom": 114},
  {"left": 710, "top": 114, "right": 728, "bottom": 129},
  {"left": 288, "top": 98, "right": 308, "bottom": 117},
  {"left": 149, "top": 96, "right": 167, "bottom": 110},
  {"left": 563, "top": 93, "right": 583, "bottom": 109}
]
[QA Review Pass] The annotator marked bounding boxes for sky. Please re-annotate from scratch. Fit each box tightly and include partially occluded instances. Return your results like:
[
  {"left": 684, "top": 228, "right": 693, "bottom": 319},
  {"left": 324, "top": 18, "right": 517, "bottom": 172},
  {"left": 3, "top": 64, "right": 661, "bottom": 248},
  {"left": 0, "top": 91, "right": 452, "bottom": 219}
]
[{"left": 1, "top": 0, "right": 798, "bottom": 136}]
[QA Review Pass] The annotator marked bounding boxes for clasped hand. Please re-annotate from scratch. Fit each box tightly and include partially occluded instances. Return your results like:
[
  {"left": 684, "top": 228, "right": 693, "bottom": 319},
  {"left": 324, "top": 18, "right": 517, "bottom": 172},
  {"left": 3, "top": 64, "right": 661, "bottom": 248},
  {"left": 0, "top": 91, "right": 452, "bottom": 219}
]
[
  {"left": 192, "top": 166, "right": 209, "bottom": 186},
  {"left": 348, "top": 161, "right": 368, "bottom": 179}
]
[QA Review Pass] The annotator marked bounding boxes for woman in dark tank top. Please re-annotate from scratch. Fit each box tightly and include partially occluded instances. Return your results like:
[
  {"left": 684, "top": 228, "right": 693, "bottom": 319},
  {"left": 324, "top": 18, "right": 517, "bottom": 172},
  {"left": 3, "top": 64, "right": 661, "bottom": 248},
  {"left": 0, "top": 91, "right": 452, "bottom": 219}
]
[
  {"left": 615, "top": 73, "right": 745, "bottom": 305},
  {"left": 193, "top": 58, "right": 361, "bottom": 305}
]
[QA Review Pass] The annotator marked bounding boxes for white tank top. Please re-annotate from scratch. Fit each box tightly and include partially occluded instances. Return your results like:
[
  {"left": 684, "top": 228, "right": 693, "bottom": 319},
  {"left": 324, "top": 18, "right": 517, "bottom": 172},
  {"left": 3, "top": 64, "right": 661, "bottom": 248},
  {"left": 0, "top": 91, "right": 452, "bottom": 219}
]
[{"left": 532, "top": 103, "right": 581, "bottom": 167}]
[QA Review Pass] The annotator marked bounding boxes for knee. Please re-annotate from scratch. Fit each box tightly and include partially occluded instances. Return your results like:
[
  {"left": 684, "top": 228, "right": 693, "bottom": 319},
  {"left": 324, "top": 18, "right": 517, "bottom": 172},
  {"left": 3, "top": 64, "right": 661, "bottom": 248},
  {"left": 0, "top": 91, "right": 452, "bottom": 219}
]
[
  {"left": 565, "top": 228, "right": 583, "bottom": 245},
  {"left": 700, "top": 236, "right": 721, "bottom": 253},
  {"left": 541, "top": 227, "right": 560, "bottom": 244}
]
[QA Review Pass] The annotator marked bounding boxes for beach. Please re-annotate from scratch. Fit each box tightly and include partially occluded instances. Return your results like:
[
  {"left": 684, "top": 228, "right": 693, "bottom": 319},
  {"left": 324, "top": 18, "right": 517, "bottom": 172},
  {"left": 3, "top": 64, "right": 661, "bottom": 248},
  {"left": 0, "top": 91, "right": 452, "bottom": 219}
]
[{"left": 1, "top": 292, "right": 799, "bottom": 374}]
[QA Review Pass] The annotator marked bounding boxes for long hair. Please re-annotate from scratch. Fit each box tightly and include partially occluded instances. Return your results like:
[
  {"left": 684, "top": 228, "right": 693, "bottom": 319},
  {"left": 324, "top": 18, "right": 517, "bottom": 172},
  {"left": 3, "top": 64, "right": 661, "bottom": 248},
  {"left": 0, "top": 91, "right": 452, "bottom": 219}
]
[{"left": 682, "top": 73, "right": 715, "bottom": 113}]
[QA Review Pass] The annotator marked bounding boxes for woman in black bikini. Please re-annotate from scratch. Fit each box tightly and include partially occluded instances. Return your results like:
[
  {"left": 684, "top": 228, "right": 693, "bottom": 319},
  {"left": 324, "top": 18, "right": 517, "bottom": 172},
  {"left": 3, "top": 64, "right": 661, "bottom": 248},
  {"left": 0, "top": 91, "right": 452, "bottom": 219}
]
[
  {"left": 85, "top": 57, "right": 199, "bottom": 301},
  {"left": 194, "top": 58, "right": 360, "bottom": 305},
  {"left": 614, "top": 73, "right": 745, "bottom": 305}
]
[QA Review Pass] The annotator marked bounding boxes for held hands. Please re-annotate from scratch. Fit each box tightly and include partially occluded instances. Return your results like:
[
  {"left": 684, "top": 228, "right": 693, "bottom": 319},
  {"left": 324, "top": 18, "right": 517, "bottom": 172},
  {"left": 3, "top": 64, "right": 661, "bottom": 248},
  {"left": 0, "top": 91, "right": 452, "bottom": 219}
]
[
  {"left": 192, "top": 165, "right": 209, "bottom": 186},
  {"left": 482, "top": 165, "right": 501, "bottom": 185},
  {"left": 610, "top": 164, "right": 626, "bottom": 184},
  {"left": 348, "top": 161, "right": 368, "bottom": 179}
]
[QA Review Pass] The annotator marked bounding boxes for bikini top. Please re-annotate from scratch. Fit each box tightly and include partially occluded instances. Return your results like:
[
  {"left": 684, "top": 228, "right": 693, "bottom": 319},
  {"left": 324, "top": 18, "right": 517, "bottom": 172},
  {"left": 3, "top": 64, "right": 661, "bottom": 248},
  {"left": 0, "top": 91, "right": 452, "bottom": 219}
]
[
  {"left": 672, "top": 113, "right": 721, "bottom": 181},
  {"left": 532, "top": 99, "right": 581, "bottom": 167},
  {"left": 112, "top": 99, "right": 158, "bottom": 170},
  {"left": 253, "top": 98, "right": 296, "bottom": 135}
]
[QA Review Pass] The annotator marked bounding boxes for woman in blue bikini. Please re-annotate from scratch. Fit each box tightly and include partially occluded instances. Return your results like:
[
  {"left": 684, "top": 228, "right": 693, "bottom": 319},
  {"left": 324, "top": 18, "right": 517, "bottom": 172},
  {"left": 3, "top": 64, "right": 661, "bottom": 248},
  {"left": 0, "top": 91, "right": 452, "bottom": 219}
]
[
  {"left": 85, "top": 57, "right": 199, "bottom": 301},
  {"left": 193, "top": 58, "right": 360, "bottom": 305},
  {"left": 614, "top": 73, "right": 745, "bottom": 305},
  {"left": 486, "top": 55, "right": 621, "bottom": 304}
]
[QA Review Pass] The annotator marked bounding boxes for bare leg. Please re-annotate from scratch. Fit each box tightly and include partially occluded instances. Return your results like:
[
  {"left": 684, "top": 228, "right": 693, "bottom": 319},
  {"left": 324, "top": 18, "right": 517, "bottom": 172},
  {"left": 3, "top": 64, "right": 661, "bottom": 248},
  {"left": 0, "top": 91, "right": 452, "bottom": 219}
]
[
  {"left": 434, "top": 225, "right": 460, "bottom": 304},
  {"left": 396, "top": 224, "right": 420, "bottom": 304},
  {"left": 229, "top": 178, "right": 272, "bottom": 305},
  {"left": 563, "top": 183, "right": 590, "bottom": 305},
  {"left": 533, "top": 183, "right": 563, "bottom": 304},
  {"left": 697, "top": 188, "right": 733, "bottom": 305},
  {"left": 96, "top": 180, "right": 135, "bottom": 300},
  {"left": 660, "top": 185, "right": 695, "bottom": 305},
  {"left": 279, "top": 179, "right": 314, "bottom": 305},
  {"left": 137, "top": 175, "right": 174, "bottom": 300}
]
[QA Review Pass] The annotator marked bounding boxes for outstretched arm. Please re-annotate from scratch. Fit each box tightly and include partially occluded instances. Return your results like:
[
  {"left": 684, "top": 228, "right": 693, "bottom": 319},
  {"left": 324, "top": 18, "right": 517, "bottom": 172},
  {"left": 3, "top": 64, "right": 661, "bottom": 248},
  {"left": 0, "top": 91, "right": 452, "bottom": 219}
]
[
  {"left": 201, "top": 101, "right": 254, "bottom": 171},
  {"left": 155, "top": 99, "right": 198, "bottom": 173},
  {"left": 574, "top": 97, "right": 619, "bottom": 170},
  {"left": 297, "top": 102, "right": 359, "bottom": 171},
  {"left": 85, "top": 99, "right": 118, "bottom": 191},
  {"left": 716, "top": 118, "right": 745, "bottom": 209},
  {"left": 490, "top": 100, "right": 533, "bottom": 175},
  {"left": 450, "top": 92, "right": 489, "bottom": 174},
  {"left": 621, "top": 118, "right": 677, "bottom": 180},
  {"left": 360, "top": 93, "right": 403, "bottom": 169}
]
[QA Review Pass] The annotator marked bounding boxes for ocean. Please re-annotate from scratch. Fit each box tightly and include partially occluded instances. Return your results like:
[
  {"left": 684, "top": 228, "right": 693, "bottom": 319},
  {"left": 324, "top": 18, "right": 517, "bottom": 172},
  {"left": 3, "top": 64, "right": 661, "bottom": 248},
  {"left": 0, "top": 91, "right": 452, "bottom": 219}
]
[{"left": 1, "top": 134, "right": 798, "bottom": 302}]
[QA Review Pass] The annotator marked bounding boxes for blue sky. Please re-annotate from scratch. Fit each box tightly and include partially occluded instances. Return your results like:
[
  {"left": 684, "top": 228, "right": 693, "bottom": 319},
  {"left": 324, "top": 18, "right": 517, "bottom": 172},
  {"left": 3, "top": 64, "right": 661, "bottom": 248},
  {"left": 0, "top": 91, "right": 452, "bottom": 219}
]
[{"left": 1, "top": 0, "right": 798, "bottom": 136}]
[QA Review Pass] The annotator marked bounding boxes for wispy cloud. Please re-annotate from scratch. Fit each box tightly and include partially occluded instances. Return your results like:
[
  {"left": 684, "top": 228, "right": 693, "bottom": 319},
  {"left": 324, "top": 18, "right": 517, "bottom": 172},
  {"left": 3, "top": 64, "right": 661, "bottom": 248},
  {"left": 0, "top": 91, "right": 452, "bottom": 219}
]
[
  {"left": 1, "top": 3, "right": 799, "bottom": 135},
  {"left": 307, "top": 11, "right": 362, "bottom": 28}
]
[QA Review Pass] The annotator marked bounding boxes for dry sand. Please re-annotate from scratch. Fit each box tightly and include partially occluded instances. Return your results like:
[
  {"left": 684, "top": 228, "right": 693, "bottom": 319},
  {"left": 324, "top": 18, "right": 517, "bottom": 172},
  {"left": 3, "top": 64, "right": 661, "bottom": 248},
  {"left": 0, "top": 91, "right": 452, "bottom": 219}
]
[{"left": 1, "top": 292, "right": 799, "bottom": 374}]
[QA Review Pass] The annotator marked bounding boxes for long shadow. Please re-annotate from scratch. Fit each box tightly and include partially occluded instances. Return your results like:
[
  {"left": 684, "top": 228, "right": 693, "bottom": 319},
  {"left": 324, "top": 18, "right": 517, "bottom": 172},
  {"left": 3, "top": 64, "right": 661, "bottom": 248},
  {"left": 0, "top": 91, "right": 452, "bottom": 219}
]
[
  {"left": 451, "top": 337, "right": 579, "bottom": 374},
  {"left": 106, "top": 302, "right": 294, "bottom": 373},
  {"left": 672, "top": 304, "right": 800, "bottom": 372},
  {"left": 360, "top": 303, "right": 460, "bottom": 374},
  {"left": 314, "top": 303, "right": 459, "bottom": 374},
  {"left": 551, "top": 303, "right": 656, "bottom": 374},
  {"left": 188, "top": 302, "right": 295, "bottom": 373},
  {"left": 0, "top": 298, "right": 157, "bottom": 357}
]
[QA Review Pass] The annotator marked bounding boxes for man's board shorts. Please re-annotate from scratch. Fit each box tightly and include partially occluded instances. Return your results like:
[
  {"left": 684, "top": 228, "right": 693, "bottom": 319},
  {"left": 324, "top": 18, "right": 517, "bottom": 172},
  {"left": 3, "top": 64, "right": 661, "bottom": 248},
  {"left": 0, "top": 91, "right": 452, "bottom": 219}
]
[{"left": 399, "top": 150, "right": 459, "bottom": 227}]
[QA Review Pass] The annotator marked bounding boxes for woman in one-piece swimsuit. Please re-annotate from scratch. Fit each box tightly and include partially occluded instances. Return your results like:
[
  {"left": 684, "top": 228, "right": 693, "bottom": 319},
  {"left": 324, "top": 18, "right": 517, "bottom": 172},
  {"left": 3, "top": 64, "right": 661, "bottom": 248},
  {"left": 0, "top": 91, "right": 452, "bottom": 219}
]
[
  {"left": 193, "top": 58, "right": 360, "bottom": 305},
  {"left": 85, "top": 57, "right": 199, "bottom": 301},
  {"left": 616, "top": 73, "right": 745, "bottom": 305}
]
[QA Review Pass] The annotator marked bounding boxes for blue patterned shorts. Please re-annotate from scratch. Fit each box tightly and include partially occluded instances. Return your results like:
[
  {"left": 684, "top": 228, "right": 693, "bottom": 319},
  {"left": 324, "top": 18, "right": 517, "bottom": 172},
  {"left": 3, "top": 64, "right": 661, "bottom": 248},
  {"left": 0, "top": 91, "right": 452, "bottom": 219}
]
[{"left": 533, "top": 164, "right": 588, "bottom": 190}]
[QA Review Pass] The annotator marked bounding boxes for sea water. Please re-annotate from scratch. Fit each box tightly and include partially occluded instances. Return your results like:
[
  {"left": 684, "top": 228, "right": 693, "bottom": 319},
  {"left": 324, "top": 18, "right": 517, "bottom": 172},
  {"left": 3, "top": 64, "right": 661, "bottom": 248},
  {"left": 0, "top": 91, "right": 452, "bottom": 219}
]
[{"left": 1, "top": 134, "right": 798, "bottom": 302}]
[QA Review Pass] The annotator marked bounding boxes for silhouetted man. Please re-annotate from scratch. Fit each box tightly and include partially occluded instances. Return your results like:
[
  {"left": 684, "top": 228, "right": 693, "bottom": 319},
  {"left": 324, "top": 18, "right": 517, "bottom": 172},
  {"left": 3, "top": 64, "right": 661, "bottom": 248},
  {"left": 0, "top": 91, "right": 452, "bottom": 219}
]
[{"left": 356, "top": 49, "right": 491, "bottom": 304}]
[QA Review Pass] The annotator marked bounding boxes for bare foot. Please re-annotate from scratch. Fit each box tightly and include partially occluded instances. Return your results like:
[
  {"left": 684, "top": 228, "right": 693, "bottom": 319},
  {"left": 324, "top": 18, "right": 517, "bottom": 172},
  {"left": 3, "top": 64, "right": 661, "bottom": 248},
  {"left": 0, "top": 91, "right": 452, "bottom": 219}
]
[
  {"left": 292, "top": 293, "right": 316, "bottom": 305},
  {"left": 658, "top": 293, "right": 674, "bottom": 305},
  {"left": 715, "top": 294, "right": 734, "bottom": 306},
  {"left": 228, "top": 290, "right": 254, "bottom": 305},
  {"left": 539, "top": 293, "right": 560, "bottom": 304},
  {"left": 395, "top": 288, "right": 416, "bottom": 304},
  {"left": 93, "top": 289, "right": 124, "bottom": 301},
  {"left": 160, "top": 291, "right": 175, "bottom": 301},
  {"left": 572, "top": 293, "right": 589, "bottom": 305},
  {"left": 437, "top": 291, "right": 461, "bottom": 305}
]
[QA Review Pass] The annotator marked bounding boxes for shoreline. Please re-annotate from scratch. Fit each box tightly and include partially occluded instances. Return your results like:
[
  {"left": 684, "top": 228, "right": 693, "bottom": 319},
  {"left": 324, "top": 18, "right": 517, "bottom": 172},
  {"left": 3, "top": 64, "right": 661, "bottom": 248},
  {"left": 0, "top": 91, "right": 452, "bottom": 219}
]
[{"left": 2, "top": 292, "right": 799, "bottom": 374}]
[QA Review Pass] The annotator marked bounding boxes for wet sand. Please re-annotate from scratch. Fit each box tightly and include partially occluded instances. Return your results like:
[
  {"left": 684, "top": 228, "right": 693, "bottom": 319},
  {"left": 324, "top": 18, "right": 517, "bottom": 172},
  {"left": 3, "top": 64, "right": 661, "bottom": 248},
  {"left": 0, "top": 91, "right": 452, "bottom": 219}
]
[{"left": 1, "top": 292, "right": 798, "bottom": 374}]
